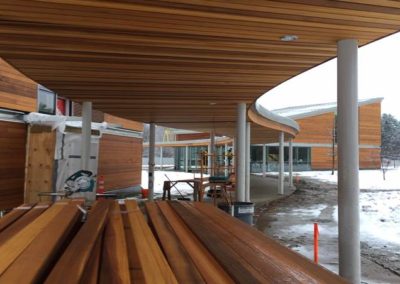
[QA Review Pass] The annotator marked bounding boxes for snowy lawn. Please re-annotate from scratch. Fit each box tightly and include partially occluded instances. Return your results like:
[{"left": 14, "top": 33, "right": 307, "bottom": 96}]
[
  {"left": 294, "top": 169, "right": 400, "bottom": 245},
  {"left": 259, "top": 168, "right": 400, "bottom": 246},
  {"left": 141, "top": 170, "right": 208, "bottom": 196},
  {"left": 261, "top": 168, "right": 400, "bottom": 190}
]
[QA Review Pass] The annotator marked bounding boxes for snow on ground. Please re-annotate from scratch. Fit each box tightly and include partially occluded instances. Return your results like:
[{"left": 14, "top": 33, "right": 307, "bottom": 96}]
[
  {"left": 297, "top": 169, "right": 400, "bottom": 244},
  {"left": 141, "top": 170, "right": 208, "bottom": 196},
  {"left": 260, "top": 167, "right": 400, "bottom": 190},
  {"left": 296, "top": 168, "right": 400, "bottom": 190}
]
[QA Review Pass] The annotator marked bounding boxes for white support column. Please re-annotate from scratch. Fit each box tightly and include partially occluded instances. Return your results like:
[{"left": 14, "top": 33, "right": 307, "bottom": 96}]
[
  {"left": 262, "top": 144, "right": 266, "bottom": 177},
  {"left": 185, "top": 146, "right": 189, "bottom": 172},
  {"left": 81, "top": 102, "right": 92, "bottom": 171},
  {"left": 289, "top": 139, "right": 293, "bottom": 187},
  {"left": 208, "top": 131, "right": 215, "bottom": 175},
  {"left": 232, "top": 137, "right": 235, "bottom": 167},
  {"left": 245, "top": 122, "right": 251, "bottom": 202},
  {"left": 278, "top": 132, "right": 284, "bottom": 195},
  {"left": 337, "top": 38, "right": 360, "bottom": 283},
  {"left": 159, "top": 146, "right": 163, "bottom": 171},
  {"left": 224, "top": 143, "right": 228, "bottom": 176},
  {"left": 148, "top": 123, "right": 156, "bottom": 201},
  {"left": 236, "top": 102, "right": 246, "bottom": 202}
]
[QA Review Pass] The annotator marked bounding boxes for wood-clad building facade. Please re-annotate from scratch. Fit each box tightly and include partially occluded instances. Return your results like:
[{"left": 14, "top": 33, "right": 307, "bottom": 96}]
[
  {"left": 255, "top": 99, "right": 382, "bottom": 171},
  {"left": 169, "top": 99, "right": 382, "bottom": 173},
  {"left": 0, "top": 58, "right": 143, "bottom": 210}
]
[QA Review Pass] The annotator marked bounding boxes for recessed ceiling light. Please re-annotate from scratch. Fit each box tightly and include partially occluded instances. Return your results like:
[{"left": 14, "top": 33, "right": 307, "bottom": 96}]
[
  {"left": 209, "top": 102, "right": 217, "bottom": 105},
  {"left": 280, "top": 35, "right": 298, "bottom": 42}
]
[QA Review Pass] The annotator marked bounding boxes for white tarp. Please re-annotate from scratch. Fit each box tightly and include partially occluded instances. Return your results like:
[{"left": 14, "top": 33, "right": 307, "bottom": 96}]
[
  {"left": 55, "top": 132, "right": 100, "bottom": 200},
  {"left": 24, "top": 112, "right": 67, "bottom": 132}
]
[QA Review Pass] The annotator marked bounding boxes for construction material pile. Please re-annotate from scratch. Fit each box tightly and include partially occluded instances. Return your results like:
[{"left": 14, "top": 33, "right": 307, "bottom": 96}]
[{"left": 0, "top": 200, "right": 347, "bottom": 283}]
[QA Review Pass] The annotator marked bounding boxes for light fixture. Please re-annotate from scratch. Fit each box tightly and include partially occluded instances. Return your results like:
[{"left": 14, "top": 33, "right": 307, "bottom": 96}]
[
  {"left": 280, "top": 35, "right": 298, "bottom": 42},
  {"left": 209, "top": 102, "right": 217, "bottom": 105}
]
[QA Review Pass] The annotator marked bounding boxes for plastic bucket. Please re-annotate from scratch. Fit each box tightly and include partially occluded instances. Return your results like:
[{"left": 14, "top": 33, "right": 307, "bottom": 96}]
[
  {"left": 141, "top": 188, "right": 149, "bottom": 199},
  {"left": 217, "top": 202, "right": 254, "bottom": 225}
]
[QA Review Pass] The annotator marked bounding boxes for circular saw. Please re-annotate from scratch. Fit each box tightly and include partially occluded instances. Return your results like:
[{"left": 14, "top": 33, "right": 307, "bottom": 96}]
[{"left": 63, "top": 170, "right": 95, "bottom": 196}]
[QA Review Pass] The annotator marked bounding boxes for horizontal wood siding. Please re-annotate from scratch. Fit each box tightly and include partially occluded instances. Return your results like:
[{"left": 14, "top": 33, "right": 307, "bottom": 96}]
[
  {"left": 311, "top": 147, "right": 381, "bottom": 170},
  {"left": 98, "top": 134, "right": 142, "bottom": 191},
  {"left": 0, "top": 121, "right": 27, "bottom": 210},
  {"left": 311, "top": 147, "right": 334, "bottom": 170},
  {"left": 0, "top": 58, "right": 36, "bottom": 112},
  {"left": 73, "top": 102, "right": 105, "bottom": 123},
  {"left": 294, "top": 113, "right": 334, "bottom": 144},
  {"left": 359, "top": 103, "right": 381, "bottom": 146},
  {"left": 176, "top": 133, "right": 210, "bottom": 141},
  {"left": 104, "top": 113, "right": 143, "bottom": 131},
  {"left": 360, "top": 148, "right": 381, "bottom": 169}
]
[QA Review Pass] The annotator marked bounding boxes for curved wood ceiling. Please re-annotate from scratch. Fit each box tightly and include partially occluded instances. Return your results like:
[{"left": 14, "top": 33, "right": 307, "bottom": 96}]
[{"left": 0, "top": 0, "right": 399, "bottom": 140}]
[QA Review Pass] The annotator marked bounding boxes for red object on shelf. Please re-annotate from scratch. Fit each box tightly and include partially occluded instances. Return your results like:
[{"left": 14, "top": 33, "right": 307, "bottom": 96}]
[{"left": 141, "top": 189, "right": 149, "bottom": 199}]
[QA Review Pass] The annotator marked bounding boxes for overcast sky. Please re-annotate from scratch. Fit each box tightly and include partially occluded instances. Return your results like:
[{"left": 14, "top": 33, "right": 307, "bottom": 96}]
[{"left": 259, "top": 32, "right": 400, "bottom": 119}]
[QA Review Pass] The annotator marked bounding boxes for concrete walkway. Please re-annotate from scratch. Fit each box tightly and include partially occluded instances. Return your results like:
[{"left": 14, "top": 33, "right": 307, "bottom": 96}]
[{"left": 250, "top": 174, "right": 295, "bottom": 207}]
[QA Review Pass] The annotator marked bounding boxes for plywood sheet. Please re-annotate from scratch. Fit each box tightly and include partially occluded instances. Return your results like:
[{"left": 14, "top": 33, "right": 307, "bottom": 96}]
[{"left": 24, "top": 126, "right": 56, "bottom": 203}]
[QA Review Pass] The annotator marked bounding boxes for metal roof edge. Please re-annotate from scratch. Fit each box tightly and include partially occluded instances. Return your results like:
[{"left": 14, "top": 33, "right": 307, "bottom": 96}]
[
  {"left": 251, "top": 101, "right": 300, "bottom": 133},
  {"left": 274, "top": 97, "right": 384, "bottom": 120}
]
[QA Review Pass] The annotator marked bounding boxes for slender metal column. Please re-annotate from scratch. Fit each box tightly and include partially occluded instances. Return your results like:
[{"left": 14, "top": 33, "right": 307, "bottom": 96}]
[
  {"left": 262, "top": 144, "right": 266, "bottom": 177},
  {"left": 148, "top": 123, "right": 155, "bottom": 201},
  {"left": 232, "top": 137, "right": 235, "bottom": 167},
  {"left": 159, "top": 146, "right": 163, "bottom": 170},
  {"left": 208, "top": 131, "right": 215, "bottom": 175},
  {"left": 224, "top": 143, "right": 228, "bottom": 176},
  {"left": 289, "top": 139, "right": 293, "bottom": 187},
  {"left": 278, "top": 132, "right": 284, "bottom": 195},
  {"left": 337, "top": 39, "right": 360, "bottom": 283},
  {"left": 185, "top": 146, "right": 189, "bottom": 172},
  {"left": 81, "top": 102, "right": 92, "bottom": 171},
  {"left": 236, "top": 103, "right": 246, "bottom": 202},
  {"left": 245, "top": 122, "right": 251, "bottom": 202}
]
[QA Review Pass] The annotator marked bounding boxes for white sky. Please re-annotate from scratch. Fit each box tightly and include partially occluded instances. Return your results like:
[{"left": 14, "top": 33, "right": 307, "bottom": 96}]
[{"left": 259, "top": 32, "right": 400, "bottom": 119}]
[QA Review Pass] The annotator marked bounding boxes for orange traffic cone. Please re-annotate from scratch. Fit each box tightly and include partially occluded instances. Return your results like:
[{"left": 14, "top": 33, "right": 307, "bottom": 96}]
[{"left": 97, "top": 175, "right": 105, "bottom": 200}]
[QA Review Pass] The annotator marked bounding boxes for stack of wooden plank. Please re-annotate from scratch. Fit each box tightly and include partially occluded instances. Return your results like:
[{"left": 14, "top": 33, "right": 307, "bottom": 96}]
[
  {"left": 0, "top": 199, "right": 176, "bottom": 283},
  {"left": 146, "top": 201, "right": 348, "bottom": 284},
  {"left": 0, "top": 199, "right": 347, "bottom": 283}
]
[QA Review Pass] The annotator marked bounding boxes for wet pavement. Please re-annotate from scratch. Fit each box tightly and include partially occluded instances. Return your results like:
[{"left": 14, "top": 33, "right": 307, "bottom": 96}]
[{"left": 254, "top": 177, "right": 400, "bottom": 284}]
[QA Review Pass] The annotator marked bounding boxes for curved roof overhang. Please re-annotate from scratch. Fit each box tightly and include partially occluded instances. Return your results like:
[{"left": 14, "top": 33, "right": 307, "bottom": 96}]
[
  {"left": 0, "top": 1, "right": 398, "bottom": 142},
  {"left": 248, "top": 102, "right": 299, "bottom": 143}
]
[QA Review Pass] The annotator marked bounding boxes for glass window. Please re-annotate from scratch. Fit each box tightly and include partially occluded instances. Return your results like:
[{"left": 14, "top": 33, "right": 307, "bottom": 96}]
[
  {"left": 37, "top": 85, "right": 56, "bottom": 115},
  {"left": 296, "top": 147, "right": 310, "bottom": 164},
  {"left": 250, "top": 146, "right": 262, "bottom": 163}
]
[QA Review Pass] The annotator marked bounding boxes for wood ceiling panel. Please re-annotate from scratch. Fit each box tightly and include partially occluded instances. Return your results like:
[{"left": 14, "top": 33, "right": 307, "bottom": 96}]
[{"left": 0, "top": 0, "right": 398, "bottom": 141}]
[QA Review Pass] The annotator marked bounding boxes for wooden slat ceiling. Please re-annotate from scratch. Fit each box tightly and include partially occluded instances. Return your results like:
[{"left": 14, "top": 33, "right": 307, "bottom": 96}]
[{"left": 0, "top": 0, "right": 399, "bottom": 141}]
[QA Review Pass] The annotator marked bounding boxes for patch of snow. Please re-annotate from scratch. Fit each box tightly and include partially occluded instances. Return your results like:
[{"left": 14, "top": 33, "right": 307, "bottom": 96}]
[
  {"left": 294, "top": 168, "right": 400, "bottom": 190},
  {"left": 290, "top": 205, "right": 327, "bottom": 218},
  {"left": 141, "top": 170, "right": 208, "bottom": 196},
  {"left": 332, "top": 191, "right": 400, "bottom": 246}
]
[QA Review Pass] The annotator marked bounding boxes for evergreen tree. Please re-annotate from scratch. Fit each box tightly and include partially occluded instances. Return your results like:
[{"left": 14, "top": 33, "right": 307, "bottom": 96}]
[{"left": 381, "top": 113, "right": 400, "bottom": 159}]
